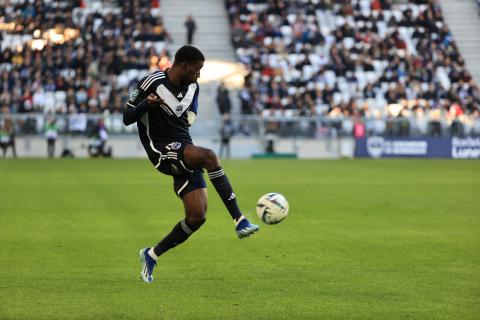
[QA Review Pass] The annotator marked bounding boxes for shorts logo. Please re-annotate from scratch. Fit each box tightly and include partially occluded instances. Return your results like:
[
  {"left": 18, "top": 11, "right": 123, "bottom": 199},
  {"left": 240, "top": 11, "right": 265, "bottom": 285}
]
[
  {"left": 129, "top": 89, "right": 140, "bottom": 102},
  {"left": 167, "top": 142, "right": 182, "bottom": 150}
]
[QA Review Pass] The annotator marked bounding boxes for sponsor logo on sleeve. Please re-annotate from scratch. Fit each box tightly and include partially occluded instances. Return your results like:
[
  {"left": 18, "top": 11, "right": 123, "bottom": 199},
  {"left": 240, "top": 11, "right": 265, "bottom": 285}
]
[{"left": 129, "top": 89, "right": 139, "bottom": 102}]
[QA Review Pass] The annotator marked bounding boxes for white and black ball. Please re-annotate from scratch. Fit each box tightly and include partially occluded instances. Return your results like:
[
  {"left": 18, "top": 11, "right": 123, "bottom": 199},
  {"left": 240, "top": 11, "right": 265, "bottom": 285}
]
[{"left": 256, "top": 193, "right": 289, "bottom": 224}]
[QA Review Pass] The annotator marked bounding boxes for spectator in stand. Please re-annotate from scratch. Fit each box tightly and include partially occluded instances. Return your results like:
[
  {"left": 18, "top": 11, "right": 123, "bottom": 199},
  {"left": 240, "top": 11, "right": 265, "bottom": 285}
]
[
  {"left": 239, "top": 86, "right": 253, "bottom": 115},
  {"left": 224, "top": 0, "right": 480, "bottom": 136},
  {"left": 0, "top": 0, "right": 171, "bottom": 116},
  {"left": 353, "top": 116, "right": 366, "bottom": 139},
  {"left": 216, "top": 81, "right": 232, "bottom": 116},
  {"left": 184, "top": 15, "right": 197, "bottom": 45},
  {"left": 1, "top": 0, "right": 479, "bottom": 139},
  {"left": 219, "top": 118, "right": 234, "bottom": 159}
]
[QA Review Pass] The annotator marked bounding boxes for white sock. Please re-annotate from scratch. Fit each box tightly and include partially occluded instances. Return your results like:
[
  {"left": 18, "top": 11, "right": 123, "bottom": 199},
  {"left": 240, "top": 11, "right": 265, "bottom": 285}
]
[
  {"left": 148, "top": 248, "right": 159, "bottom": 261},
  {"left": 235, "top": 215, "right": 245, "bottom": 226}
]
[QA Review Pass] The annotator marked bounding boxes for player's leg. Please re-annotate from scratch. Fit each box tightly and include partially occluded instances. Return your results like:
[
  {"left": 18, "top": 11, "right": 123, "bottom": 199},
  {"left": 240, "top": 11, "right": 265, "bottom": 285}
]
[
  {"left": 183, "top": 144, "right": 259, "bottom": 238},
  {"left": 139, "top": 170, "right": 207, "bottom": 283},
  {"left": 149, "top": 188, "right": 207, "bottom": 258}
]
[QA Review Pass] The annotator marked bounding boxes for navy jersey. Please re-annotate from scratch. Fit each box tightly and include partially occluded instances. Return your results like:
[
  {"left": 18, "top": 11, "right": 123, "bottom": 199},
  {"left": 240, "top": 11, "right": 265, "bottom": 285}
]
[{"left": 127, "top": 70, "right": 200, "bottom": 146}]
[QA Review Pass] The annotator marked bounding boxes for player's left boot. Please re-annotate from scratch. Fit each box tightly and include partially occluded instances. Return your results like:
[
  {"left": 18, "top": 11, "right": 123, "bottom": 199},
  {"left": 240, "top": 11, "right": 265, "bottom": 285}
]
[
  {"left": 236, "top": 216, "right": 260, "bottom": 239},
  {"left": 139, "top": 247, "right": 156, "bottom": 283}
]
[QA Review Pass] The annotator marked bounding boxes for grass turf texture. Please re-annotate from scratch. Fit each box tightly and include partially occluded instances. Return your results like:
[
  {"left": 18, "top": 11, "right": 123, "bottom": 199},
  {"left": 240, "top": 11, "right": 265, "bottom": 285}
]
[{"left": 0, "top": 159, "right": 479, "bottom": 320}]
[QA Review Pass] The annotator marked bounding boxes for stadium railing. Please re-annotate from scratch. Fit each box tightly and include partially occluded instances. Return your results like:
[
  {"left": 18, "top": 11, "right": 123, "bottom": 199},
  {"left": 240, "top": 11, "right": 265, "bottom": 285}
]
[{"left": 1, "top": 113, "right": 479, "bottom": 139}]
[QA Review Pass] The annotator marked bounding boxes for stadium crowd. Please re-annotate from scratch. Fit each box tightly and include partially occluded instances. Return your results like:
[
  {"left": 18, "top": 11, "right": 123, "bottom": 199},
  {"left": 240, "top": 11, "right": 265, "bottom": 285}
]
[
  {"left": 0, "top": 0, "right": 170, "bottom": 117},
  {"left": 1, "top": 0, "right": 480, "bottom": 138},
  {"left": 226, "top": 0, "right": 480, "bottom": 135}
]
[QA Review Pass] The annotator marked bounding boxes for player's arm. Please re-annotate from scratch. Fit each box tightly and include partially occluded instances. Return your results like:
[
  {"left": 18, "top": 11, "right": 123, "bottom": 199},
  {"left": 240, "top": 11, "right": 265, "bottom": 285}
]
[
  {"left": 123, "top": 93, "right": 164, "bottom": 126},
  {"left": 123, "top": 84, "right": 150, "bottom": 126},
  {"left": 123, "top": 75, "right": 165, "bottom": 126}
]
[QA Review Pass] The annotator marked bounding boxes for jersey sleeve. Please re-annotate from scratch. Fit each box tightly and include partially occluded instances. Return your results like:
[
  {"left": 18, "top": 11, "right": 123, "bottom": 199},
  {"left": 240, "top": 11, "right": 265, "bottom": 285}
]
[
  {"left": 123, "top": 72, "right": 166, "bottom": 126},
  {"left": 123, "top": 78, "right": 149, "bottom": 126},
  {"left": 137, "top": 71, "right": 166, "bottom": 97},
  {"left": 127, "top": 72, "right": 166, "bottom": 106},
  {"left": 127, "top": 80, "right": 148, "bottom": 107}
]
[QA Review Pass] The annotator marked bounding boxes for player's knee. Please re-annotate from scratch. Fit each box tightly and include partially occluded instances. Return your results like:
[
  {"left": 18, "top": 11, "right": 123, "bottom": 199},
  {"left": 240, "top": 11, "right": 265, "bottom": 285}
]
[
  {"left": 186, "top": 214, "right": 206, "bottom": 231},
  {"left": 204, "top": 149, "right": 220, "bottom": 170}
]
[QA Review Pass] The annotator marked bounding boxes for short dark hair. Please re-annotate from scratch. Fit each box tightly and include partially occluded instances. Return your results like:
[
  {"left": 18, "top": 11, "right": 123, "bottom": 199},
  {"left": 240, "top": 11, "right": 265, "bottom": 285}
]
[{"left": 174, "top": 45, "right": 205, "bottom": 65}]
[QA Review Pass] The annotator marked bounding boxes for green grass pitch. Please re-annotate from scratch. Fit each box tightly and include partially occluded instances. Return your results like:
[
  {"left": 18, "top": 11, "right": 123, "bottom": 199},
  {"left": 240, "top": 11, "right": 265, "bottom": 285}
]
[{"left": 0, "top": 159, "right": 479, "bottom": 319}]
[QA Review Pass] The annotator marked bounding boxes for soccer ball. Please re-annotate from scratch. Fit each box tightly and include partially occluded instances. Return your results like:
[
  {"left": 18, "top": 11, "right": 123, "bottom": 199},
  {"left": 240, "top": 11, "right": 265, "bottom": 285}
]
[{"left": 256, "top": 193, "right": 289, "bottom": 224}]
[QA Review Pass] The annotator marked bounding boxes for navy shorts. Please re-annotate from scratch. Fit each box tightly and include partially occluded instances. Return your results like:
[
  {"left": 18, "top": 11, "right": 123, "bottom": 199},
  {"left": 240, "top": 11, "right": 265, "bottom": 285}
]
[{"left": 153, "top": 141, "right": 206, "bottom": 198}]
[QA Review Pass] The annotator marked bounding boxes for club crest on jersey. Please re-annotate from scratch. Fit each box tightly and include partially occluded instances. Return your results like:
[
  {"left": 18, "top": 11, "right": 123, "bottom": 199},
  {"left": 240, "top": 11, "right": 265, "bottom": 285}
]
[{"left": 176, "top": 105, "right": 183, "bottom": 115}]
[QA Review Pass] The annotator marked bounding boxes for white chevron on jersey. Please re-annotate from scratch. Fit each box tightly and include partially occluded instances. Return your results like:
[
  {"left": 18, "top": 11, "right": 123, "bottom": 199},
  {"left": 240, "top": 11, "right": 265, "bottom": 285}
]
[{"left": 156, "top": 83, "right": 197, "bottom": 118}]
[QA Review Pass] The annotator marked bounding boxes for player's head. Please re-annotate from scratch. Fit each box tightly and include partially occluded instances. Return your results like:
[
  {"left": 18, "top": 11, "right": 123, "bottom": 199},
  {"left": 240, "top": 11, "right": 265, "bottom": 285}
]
[{"left": 173, "top": 45, "right": 205, "bottom": 85}]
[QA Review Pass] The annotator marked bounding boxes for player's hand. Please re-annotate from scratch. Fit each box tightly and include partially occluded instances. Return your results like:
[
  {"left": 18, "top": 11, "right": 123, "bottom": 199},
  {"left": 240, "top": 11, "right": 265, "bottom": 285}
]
[{"left": 147, "top": 94, "right": 164, "bottom": 107}]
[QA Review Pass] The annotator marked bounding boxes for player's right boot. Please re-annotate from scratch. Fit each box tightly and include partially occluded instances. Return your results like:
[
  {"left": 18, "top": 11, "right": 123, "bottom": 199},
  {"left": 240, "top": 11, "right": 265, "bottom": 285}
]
[
  {"left": 139, "top": 247, "right": 156, "bottom": 283},
  {"left": 236, "top": 216, "right": 260, "bottom": 239}
]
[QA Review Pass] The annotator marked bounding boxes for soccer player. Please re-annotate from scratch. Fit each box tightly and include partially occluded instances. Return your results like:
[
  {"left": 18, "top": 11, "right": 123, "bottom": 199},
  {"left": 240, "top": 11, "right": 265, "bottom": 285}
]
[{"left": 123, "top": 45, "right": 259, "bottom": 283}]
